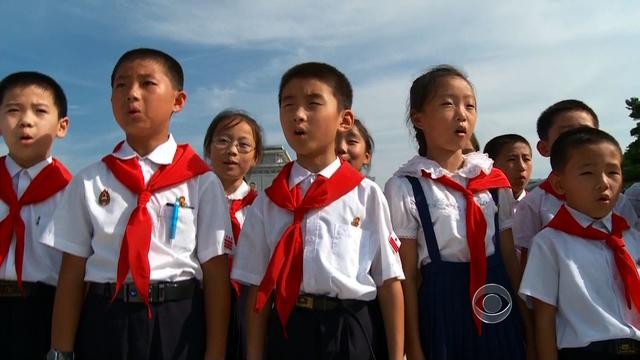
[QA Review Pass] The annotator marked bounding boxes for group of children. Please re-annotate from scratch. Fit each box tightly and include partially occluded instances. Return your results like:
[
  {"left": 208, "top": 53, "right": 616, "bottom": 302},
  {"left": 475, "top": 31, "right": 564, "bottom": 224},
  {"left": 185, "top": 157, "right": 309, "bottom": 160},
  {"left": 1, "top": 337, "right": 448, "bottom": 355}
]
[{"left": 1, "top": 47, "right": 639, "bottom": 360}]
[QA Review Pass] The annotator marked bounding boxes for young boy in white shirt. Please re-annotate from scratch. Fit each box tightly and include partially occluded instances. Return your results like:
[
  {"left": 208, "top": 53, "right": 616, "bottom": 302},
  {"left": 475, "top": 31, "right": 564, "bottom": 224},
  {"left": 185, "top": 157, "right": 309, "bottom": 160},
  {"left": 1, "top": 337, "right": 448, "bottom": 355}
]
[
  {"left": 231, "top": 62, "right": 405, "bottom": 360},
  {"left": 520, "top": 127, "right": 640, "bottom": 360}
]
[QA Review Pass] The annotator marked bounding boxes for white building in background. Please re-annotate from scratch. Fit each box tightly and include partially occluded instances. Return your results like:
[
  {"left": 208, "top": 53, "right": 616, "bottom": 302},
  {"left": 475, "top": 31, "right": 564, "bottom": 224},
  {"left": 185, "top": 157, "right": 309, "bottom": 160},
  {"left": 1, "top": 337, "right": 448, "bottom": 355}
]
[{"left": 246, "top": 145, "right": 292, "bottom": 191}]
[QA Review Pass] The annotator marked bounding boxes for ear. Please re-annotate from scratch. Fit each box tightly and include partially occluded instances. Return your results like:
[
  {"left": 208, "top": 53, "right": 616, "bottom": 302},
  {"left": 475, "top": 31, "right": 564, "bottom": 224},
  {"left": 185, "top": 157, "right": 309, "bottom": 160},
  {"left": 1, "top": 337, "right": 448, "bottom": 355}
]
[
  {"left": 338, "top": 109, "right": 354, "bottom": 131},
  {"left": 363, "top": 151, "right": 372, "bottom": 166},
  {"left": 410, "top": 109, "right": 423, "bottom": 130},
  {"left": 537, "top": 140, "right": 550, "bottom": 157},
  {"left": 56, "top": 117, "right": 69, "bottom": 139},
  {"left": 172, "top": 91, "right": 187, "bottom": 113},
  {"left": 549, "top": 171, "right": 566, "bottom": 195}
]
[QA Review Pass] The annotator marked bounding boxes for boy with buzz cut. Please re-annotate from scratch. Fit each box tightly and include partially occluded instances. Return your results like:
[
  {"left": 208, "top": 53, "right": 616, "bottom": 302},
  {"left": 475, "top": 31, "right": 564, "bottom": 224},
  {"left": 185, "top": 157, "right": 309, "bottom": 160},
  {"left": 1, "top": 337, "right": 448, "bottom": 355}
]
[
  {"left": 231, "top": 62, "right": 405, "bottom": 360},
  {"left": 0, "top": 71, "right": 71, "bottom": 359},
  {"left": 520, "top": 127, "right": 640, "bottom": 359},
  {"left": 47, "top": 48, "right": 232, "bottom": 360},
  {"left": 513, "top": 99, "right": 637, "bottom": 261}
]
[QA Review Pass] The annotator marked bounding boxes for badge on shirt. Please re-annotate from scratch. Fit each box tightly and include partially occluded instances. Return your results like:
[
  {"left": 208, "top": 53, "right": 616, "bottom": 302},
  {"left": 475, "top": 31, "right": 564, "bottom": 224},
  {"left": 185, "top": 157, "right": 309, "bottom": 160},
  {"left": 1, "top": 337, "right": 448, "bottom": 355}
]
[
  {"left": 98, "top": 189, "right": 110, "bottom": 206},
  {"left": 388, "top": 235, "right": 400, "bottom": 254},
  {"left": 351, "top": 216, "right": 361, "bottom": 227}
]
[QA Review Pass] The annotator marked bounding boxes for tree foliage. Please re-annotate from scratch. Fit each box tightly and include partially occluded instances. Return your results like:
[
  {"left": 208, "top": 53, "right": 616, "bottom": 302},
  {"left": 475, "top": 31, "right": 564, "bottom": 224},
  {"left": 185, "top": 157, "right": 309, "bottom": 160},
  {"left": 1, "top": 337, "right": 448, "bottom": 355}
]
[{"left": 623, "top": 97, "right": 640, "bottom": 184}]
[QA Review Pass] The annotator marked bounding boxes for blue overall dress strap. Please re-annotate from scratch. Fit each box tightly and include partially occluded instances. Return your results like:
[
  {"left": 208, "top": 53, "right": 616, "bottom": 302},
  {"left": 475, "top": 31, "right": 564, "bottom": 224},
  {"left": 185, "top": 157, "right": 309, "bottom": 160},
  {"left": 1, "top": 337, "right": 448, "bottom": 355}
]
[{"left": 405, "top": 176, "right": 524, "bottom": 360}]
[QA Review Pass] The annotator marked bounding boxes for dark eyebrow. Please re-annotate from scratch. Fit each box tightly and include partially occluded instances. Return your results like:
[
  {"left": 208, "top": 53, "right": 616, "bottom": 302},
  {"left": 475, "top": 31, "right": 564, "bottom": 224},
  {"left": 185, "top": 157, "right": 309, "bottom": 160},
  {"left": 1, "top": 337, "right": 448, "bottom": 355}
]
[{"left": 281, "top": 95, "right": 295, "bottom": 103}]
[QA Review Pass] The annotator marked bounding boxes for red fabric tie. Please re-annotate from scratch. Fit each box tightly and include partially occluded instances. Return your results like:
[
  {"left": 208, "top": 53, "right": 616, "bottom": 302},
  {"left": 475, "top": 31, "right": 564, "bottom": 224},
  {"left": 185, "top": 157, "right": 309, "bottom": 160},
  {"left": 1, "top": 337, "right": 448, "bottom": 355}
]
[
  {"left": 102, "top": 142, "right": 210, "bottom": 317},
  {"left": 255, "top": 160, "right": 364, "bottom": 333},
  {"left": 422, "top": 168, "right": 510, "bottom": 334},
  {"left": 547, "top": 205, "right": 640, "bottom": 311},
  {"left": 0, "top": 157, "right": 72, "bottom": 291},
  {"left": 538, "top": 173, "right": 565, "bottom": 200},
  {"left": 228, "top": 189, "right": 257, "bottom": 297}
]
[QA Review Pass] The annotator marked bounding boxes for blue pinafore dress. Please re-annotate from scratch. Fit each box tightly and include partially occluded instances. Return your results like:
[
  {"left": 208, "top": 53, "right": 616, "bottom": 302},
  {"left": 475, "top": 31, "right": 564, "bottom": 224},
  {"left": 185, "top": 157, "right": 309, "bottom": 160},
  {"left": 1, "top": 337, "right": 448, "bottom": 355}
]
[{"left": 406, "top": 176, "right": 524, "bottom": 360}]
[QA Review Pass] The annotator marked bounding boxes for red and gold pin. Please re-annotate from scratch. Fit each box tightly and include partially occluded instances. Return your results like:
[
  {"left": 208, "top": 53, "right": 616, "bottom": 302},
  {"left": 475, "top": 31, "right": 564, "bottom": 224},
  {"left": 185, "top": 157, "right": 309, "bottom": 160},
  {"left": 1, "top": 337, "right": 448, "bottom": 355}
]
[{"left": 98, "top": 189, "right": 110, "bottom": 206}]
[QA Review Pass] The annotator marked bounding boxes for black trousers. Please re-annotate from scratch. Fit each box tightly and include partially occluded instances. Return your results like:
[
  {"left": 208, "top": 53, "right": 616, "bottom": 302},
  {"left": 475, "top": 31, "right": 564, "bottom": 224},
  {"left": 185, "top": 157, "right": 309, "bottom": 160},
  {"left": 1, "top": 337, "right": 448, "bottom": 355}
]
[
  {"left": 267, "top": 301, "right": 375, "bottom": 360},
  {"left": 75, "top": 289, "right": 204, "bottom": 360},
  {"left": 0, "top": 283, "right": 55, "bottom": 360}
]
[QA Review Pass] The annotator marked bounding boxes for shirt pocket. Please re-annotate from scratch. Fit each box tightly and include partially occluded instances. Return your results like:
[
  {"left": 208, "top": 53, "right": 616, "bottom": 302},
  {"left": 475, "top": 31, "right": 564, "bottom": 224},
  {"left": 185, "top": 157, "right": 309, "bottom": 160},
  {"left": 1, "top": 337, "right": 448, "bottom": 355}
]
[
  {"left": 159, "top": 203, "right": 197, "bottom": 252},
  {"left": 330, "top": 223, "right": 367, "bottom": 277}
]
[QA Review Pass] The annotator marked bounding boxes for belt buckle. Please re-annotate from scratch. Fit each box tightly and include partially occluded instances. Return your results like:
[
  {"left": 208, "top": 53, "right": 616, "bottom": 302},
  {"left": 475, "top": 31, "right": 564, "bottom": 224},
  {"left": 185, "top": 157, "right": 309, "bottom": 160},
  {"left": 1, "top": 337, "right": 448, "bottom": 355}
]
[
  {"left": 156, "top": 283, "right": 165, "bottom": 302},
  {"left": 615, "top": 339, "right": 638, "bottom": 355},
  {"left": 125, "top": 285, "right": 144, "bottom": 303},
  {"left": 296, "top": 295, "right": 314, "bottom": 310}
]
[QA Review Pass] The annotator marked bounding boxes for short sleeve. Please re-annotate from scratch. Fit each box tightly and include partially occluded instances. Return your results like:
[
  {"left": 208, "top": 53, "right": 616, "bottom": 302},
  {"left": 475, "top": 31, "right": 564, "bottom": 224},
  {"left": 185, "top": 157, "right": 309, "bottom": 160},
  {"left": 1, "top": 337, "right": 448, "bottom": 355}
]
[
  {"left": 519, "top": 231, "right": 559, "bottom": 306},
  {"left": 512, "top": 190, "right": 543, "bottom": 249},
  {"left": 230, "top": 195, "right": 271, "bottom": 286},
  {"left": 196, "top": 173, "right": 233, "bottom": 263},
  {"left": 384, "top": 176, "right": 419, "bottom": 240},
  {"left": 47, "top": 171, "right": 94, "bottom": 258},
  {"left": 497, "top": 188, "right": 516, "bottom": 231},
  {"left": 364, "top": 182, "right": 405, "bottom": 286}
]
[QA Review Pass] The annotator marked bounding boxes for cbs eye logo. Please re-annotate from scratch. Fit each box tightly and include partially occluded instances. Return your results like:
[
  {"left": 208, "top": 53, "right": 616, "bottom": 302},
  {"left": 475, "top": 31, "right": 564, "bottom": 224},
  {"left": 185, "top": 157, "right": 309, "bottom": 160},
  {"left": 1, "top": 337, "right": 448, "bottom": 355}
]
[{"left": 472, "top": 283, "right": 512, "bottom": 324}]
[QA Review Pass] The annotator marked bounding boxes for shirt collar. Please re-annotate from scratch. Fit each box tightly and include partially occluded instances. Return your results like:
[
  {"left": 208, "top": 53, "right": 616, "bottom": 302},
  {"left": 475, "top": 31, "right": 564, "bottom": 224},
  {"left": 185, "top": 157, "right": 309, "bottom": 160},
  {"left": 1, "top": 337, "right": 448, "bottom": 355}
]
[
  {"left": 112, "top": 134, "right": 177, "bottom": 165},
  {"left": 4, "top": 155, "right": 53, "bottom": 179},
  {"left": 227, "top": 181, "right": 250, "bottom": 200},
  {"left": 289, "top": 157, "right": 341, "bottom": 189},
  {"left": 565, "top": 205, "right": 613, "bottom": 232},
  {"left": 393, "top": 152, "right": 493, "bottom": 179}
]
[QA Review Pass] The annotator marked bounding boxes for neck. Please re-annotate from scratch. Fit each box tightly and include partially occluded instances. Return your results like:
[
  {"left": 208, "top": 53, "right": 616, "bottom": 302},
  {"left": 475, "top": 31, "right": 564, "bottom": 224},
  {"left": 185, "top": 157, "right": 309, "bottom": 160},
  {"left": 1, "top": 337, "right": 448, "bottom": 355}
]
[
  {"left": 296, "top": 152, "right": 337, "bottom": 173},
  {"left": 8, "top": 152, "right": 47, "bottom": 169},
  {"left": 426, "top": 148, "right": 464, "bottom": 173},
  {"left": 126, "top": 133, "right": 168, "bottom": 157},
  {"left": 513, "top": 189, "right": 523, "bottom": 200},
  {"left": 222, "top": 178, "right": 244, "bottom": 196}
]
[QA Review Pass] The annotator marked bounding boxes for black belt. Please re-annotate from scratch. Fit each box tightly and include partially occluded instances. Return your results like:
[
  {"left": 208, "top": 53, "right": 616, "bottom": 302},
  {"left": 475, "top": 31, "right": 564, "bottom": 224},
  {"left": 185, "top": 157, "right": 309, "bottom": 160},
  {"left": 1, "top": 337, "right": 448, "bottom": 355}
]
[
  {"left": 562, "top": 338, "right": 640, "bottom": 356},
  {"left": 0, "top": 280, "right": 55, "bottom": 298},
  {"left": 88, "top": 278, "right": 199, "bottom": 303},
  {"left": 295, "top": 294, "right": 367, "bottom": 311}
]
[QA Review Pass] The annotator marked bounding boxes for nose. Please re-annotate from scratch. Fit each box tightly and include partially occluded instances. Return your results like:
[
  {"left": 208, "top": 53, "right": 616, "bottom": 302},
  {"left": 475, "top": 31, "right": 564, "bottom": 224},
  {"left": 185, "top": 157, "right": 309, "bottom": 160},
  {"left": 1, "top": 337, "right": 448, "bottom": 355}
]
[
  {"left": 455, "top": 104, "right": 468, "bottom": 122},
  {"left": 516, "top": 158, "right": 526, "bottom": 171},
  {"left": 293, "top": 106, "right": 306, "bottom": 124},
  {"left": 18, "top": 111, "right": 35, "bottom": 128},
  {"left": 126, "top": 83, "right": 140, "bottom": 102},
  {"left": 595, "top": 172, "right": 609, "bottom": 191}
]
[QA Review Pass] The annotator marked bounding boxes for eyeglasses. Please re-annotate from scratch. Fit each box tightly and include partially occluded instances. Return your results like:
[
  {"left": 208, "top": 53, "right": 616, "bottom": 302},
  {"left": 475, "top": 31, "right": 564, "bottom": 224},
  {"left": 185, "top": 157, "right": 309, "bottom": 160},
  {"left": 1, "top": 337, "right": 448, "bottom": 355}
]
[{"left": 212, "top": 136, "right": 255, "bottom": 154}]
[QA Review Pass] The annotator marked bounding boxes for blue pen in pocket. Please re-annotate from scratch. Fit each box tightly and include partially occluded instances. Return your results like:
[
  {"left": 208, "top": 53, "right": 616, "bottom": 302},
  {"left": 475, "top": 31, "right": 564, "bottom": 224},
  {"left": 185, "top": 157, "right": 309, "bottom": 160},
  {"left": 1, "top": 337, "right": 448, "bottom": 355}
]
[{"left": 169, "top": 197, "right": 180, "bottom": 241}]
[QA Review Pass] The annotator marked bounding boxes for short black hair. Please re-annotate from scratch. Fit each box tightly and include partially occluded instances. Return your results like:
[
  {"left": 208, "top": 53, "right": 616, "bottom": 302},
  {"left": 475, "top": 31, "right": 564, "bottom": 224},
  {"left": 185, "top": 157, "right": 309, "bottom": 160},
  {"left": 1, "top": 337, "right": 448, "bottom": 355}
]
[
  {"left": 111, "top": 48, "right": 184, "bottom": 90},
  {"left": 0, "top": 71, "right": 68, "bottom": 118},
  {"left": 278, "top": 62, "right": 352, "bottom": 110},
  {"left": 536, "top": 99, "right": 598, "bottom": 141},
  {"left": 484, "top": 134, "right": 531, "bottom": 160},
  {"left": 407, "top": 64, "right": 474, "bottom": 156},
  {"left": 550, "top": 127, "right": 621, "bottom": 172}
]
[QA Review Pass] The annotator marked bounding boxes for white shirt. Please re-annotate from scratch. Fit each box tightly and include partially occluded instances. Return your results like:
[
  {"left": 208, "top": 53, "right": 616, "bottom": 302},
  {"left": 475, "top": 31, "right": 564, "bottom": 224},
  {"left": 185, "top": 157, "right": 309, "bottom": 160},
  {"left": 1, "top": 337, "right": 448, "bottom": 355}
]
[
  {"left": 513, "top": 184, "right": 637, "bottom": 250},
  {"left": 231, "top": 158, "right": 404, "bottom": 301},
  {"left": 47, "top": 135, "right": 232, "bottom": 283},
  {"left": 384, "top": 153, "right": 516, "bottom": 268},
  {"left": 625, "top": 183, "right": 640, "bottom": 224},
  {"left": 519, "top": 206, "right": 640, "bottom": 348},
  {"left": 227, "top": 180, "right": 252, "bottom": 233},
  {"left": 0, "top": 156, "right": 65, "bottom": 285}
]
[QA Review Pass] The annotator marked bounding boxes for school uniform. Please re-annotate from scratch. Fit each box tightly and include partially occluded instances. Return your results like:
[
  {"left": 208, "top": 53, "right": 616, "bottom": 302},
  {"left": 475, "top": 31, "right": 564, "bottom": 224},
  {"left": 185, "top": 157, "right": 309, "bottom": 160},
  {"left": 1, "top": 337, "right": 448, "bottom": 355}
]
[
  {"left": 48, "top": 135, "right": 232, "bottom": 360},
  {"left": 513, "top": 175, "right": 637, "bottom": 250},
  {"left": 0, "top": 155, "right": 70, "bottom": 360},
  {"left": 384, "top": 153, "right": 524, "bottom": 360},
  {"left": 520, "top": 205, "right": 640, "bottom": 359},
  {"left": 231, "top": 158, "right": 404, "bottom": 360},
  {"left": 225, "top": 180, "right": 257, "bottom": 360},
  {"left": 625, "top": 183, "right": 640, "bottom": 226}
]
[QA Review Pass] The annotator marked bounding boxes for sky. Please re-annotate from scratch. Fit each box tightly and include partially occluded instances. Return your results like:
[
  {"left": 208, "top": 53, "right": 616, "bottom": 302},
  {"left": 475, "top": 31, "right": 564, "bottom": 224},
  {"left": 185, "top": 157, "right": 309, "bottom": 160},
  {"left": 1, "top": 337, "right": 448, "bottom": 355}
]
[{"left": 1, "top": 1, "right": 639, "bottom": 186}]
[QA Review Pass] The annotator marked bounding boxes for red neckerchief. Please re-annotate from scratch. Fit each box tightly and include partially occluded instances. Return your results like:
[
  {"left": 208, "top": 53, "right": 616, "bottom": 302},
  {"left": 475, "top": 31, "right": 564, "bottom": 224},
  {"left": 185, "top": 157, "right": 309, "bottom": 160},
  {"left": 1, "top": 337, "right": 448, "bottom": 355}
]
[
  {"left": 422, "top": 167, "right": 510, "bottom": 335},
  {"left": 538, "top": 173, "right": 565, "bottom": 200},
  {"left": 228, "top": 188, "right": 257, "bottom": 297},
  {"left": 0, "top": 156, "right": 71, "bottom": 291},
  {"left": 547, "top": 205, "right": 640, "bottom": 312},
  {"left": 255, "top": 160, "right": 363, "bottom": 334},
  {"left": 102, "top": 142, "right": 210, "bottom": 317}
]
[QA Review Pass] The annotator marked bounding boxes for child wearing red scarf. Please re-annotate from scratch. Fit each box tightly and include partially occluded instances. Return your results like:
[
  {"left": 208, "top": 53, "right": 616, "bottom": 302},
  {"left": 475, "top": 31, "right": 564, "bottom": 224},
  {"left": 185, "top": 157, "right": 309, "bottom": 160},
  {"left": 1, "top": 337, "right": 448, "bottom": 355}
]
[{"left": 520, "top": 127, "right": 640, "bottom": 359}]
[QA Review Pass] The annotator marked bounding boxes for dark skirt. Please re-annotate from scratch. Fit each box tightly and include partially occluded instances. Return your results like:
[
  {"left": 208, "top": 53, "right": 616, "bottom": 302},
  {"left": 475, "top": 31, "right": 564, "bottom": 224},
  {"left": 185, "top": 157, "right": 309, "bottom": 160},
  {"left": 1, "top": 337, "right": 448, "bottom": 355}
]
[{"left": 418, "top": 253, "right": 525, "bottom": 360}]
